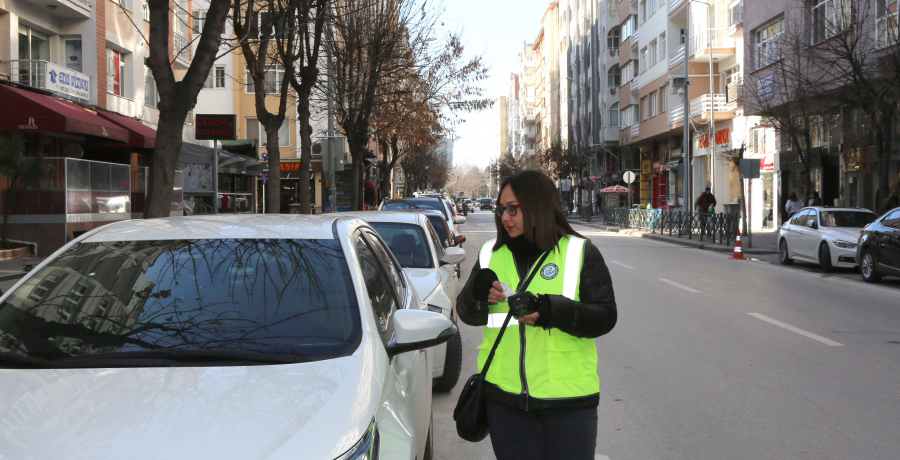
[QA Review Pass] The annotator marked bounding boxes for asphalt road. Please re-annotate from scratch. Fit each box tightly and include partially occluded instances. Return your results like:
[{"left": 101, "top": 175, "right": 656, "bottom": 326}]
[{"left": 433, "top": 210, "right": 900, "bottom": 460}]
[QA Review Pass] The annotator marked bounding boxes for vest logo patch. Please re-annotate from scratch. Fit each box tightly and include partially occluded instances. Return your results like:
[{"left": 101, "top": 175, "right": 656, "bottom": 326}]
[{"left": 540, "top": 263, "right": 559, "bottom": 280}]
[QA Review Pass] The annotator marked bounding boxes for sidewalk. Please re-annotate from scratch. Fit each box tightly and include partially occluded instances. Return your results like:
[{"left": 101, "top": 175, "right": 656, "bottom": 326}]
[{"left": 566, "top": 214, "right": 779, "bottom": 255}]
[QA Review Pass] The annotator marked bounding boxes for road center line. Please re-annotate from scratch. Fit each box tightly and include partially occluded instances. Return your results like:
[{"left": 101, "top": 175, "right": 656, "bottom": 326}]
[
  {"left": 612, "top": 260, "right": 635, "bottom": 269},
  {"left": 748, "top": 313, "right": 845, "bottom": 346},
  {"left": 659, "top": 278, "right": 701, "bottom": 293}
]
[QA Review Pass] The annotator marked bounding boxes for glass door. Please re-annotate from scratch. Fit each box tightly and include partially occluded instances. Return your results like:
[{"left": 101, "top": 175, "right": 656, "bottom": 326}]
[{"left": 18, "top": 25, "right": 49, "bottom": 88}]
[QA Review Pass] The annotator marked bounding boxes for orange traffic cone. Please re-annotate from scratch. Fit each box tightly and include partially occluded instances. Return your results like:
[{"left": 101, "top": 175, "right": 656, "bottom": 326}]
[{"left": 730, "top": 228, "right": 745, "bottom": 260}]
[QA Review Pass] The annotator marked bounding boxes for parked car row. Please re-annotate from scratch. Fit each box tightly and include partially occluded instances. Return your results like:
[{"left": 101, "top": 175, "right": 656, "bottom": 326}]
[
  {"left": 0, "top": 208, "right": 472, "bottom": 459},
  {"left": 778, "top": 206, "right": 900, "bottom": 283}
]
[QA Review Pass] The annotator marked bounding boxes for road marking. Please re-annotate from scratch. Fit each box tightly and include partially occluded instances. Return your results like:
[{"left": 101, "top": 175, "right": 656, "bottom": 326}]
[
  {"left": 748, "top": 313, "right": 845, "bottom": 346},
  {"left": 611, "top": 260, "right": 635, "bottom": 269},
  {"left": 596, "top": 456, "right": 611, "bottom": 460},
  {"left": 659, "top": 278, "right": 701, "bottom": 293}
]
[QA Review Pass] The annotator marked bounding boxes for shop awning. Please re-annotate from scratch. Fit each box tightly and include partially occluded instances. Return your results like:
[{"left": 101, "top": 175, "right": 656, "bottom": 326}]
[
  {"left": 95, "top": 109, "right": 156, "bottom": 148},
  {"left": 364, "top": 180, "right": 377, "bottom": 192},
  {"left": 0, "top": 84, "right": 128, "bottom": 142},
  {"left": 600, "top": 185, "right": 629, "bottom": 193}
]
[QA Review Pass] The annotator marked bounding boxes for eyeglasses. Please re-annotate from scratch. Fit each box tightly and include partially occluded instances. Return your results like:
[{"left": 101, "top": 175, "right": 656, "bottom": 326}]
[{"left": 495, "top": 204, "right": 521, "bottom": 217}]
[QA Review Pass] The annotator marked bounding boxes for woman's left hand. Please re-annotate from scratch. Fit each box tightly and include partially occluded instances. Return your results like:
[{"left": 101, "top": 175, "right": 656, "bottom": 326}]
[{"left": 517, "top": 312, "right": 540, "bottom": 326}]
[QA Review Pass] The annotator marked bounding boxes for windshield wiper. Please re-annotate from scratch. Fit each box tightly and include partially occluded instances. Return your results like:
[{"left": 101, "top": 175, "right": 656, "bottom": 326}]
[{"left": 63, "top": 348, "right": 308, "bottom": 366}]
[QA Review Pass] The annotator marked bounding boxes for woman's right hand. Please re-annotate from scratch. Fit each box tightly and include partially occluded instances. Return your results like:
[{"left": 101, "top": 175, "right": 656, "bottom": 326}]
[{"left": 487, "top": 281, "right": 507, "bottom": 304}]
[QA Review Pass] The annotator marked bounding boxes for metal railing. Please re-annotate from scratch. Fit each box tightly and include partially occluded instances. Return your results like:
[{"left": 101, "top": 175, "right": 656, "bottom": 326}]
[
  {"left": 669, "top": 0, "right": 686, "bottom": 13},
  {"left": 669, "top": 103, "right": 684, "bottom": 125},
  {"left": 603, "top": 207, "right": 739, "bottom": 245},
  {"left": 876, "top": 12, "right": 899, "bottom": 48},
  {"left": 630, "top": 123, "right": 639, "bottom": 138},
  {"left": 669, "top": 44, "right": 685, "bottom": 68},
  {"left": 726, "top": 83, "right": 743, "bottom": 109},
  {"left": 690, "top": 93, "right": 728, "bottom": 118},
  {"left": 2, "top": 60, "right": 47, "bottom": 90},
  {"left": 173, "top": 33, "right": 192, "bottom": 62}
]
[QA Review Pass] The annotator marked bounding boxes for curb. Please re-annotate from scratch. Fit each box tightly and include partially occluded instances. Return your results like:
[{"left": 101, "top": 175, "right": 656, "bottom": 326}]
[{"left": 569, "top": 220, "right": 780, "bottom": 255}]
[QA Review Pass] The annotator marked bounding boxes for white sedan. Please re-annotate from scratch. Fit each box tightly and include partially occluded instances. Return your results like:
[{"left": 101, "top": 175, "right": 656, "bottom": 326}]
[
  {"left": 779, "top": 207, "right": 877, "bottom": 272},
  {"left": 0, "top": 215, "right": 454, "bottom": 460},
  {"left": 341, "top": 211, "right": 465, "bottom": 392}
]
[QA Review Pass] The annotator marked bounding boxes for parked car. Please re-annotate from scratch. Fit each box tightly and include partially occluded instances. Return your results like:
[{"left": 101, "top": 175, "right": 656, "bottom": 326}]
[
  {"left": 472, "top": 199, "right": 481, "bottom": 210},
  {"left": 779, "top": 207, "right": 878, "bottom": 272},
  {"left": 0, "top": 215, "right": 455, "bottom": 460},
  {"left": 479, "top": 198, "right": 494, "bottom": 212},
  {"left": 380, "top": 197, "right": 465, "bottom": 241},
  {"left": 341, "top": 211, "right": 465, "bottom": 391},
  {"left": 857, "top": 207, "right": 900, "bottom": 283}
]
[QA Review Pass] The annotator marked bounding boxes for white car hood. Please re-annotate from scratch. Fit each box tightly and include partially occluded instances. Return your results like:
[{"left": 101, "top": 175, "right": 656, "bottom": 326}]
[
  {"left": 0, "top": 351, "right": 380, "bottom": 460},
  {"left": 404, "top": 267, "right": 441, "bottom": 301},
  {"left": 819, "top": 227, "right": 862, "bottom": 242}
]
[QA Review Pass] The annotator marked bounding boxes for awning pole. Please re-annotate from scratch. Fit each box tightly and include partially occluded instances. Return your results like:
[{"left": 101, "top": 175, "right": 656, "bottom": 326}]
[{"left": 212, "top": 140, "right": 219, "bottom": 214}]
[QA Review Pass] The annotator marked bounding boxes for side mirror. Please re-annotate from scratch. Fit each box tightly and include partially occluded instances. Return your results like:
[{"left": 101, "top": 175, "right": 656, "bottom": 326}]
[
  {"left": 440, "top": 246, "right": 466, "bottom": 265},
  {"left": 387, "top": 309, "right": 457, "bottom": 357},
  {"left": 810, "top": 221, "right": 818, "bottom": 229},
  {"left": 453, "top": 235, "right": 467, "bottom": 245},
  {"left": 454, "top": 215, "right": 467, "bottom": 224}
]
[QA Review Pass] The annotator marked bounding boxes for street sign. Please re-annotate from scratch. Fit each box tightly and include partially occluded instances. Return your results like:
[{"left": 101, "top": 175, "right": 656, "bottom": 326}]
[
  {"left": 195, "top": 114, "right": 236, "bottom": 140},
  {"left": 739, "top": 159, "right": 761, "bottom": 179},
  {"left": 262, "top": 173, "right": 267, "bottom": 186},
  {"left": 623, "top": 171, "right": 637, "bottom": 184},
  {"left": 262, "top": 152, "right": 268, "bottom": 163}
]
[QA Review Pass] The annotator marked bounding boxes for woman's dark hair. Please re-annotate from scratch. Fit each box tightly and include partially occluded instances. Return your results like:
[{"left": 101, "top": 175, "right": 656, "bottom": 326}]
[
  {"left": 813, "top": 191, "right": 821, "bottom": 198},
  {"left": 493, "top": 170, "right": 583, "bottom": 253},
  {"left": 789, "top": 192, "right": 798, "bottom": 201}
]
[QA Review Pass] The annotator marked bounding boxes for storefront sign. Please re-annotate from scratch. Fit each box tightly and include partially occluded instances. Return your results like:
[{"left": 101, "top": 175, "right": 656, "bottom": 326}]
[
  {"left": 697, "top": 128, "right": 731, "bottom": 148},
  {"left": 280, "top": 162, "right": 304, "bottom": 172},
  {"left": 45, "top": 61, "right": 90, "bottom": 100},
  {"left": 641, "top": 160, "right": 651, "bottom": 175},
  {"left": 195, "top": 114, "right": 237, "bottom": 140}
]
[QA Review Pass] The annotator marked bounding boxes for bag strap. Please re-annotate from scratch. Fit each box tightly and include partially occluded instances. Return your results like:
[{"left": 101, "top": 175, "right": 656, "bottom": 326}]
[{"left": 481, "top": 251, "right": 551, "bottom": 375}]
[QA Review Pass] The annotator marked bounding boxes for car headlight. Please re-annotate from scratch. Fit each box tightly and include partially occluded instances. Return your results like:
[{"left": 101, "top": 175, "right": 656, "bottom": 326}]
[
  {"left": 833, "top": 240, "right": 857, "bottom": 249},
  {"left": 335, "top": 417, "right": 378, "bottom": 460}
]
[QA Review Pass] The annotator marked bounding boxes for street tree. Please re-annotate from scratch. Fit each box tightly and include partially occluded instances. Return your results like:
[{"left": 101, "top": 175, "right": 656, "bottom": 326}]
[{"left": 143, "top": 0, "right": 231, "bottom": 218}]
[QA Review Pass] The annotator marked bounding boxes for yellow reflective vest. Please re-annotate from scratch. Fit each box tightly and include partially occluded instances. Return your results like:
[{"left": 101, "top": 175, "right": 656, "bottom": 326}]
[{"left": 476, "top": 235, "right": 600, "bottom": 401}]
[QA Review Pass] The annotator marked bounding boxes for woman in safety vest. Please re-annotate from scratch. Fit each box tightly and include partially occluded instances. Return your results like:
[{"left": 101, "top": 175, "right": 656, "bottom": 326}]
[{"left": 457, "top": 170, "right": 618, "bottom": 460}]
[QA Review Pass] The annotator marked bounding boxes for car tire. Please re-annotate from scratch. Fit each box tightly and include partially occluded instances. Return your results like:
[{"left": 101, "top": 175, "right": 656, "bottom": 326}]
[
  {"left": 779, "top": 239, "right": 794, "bottom": 265},
  {"left": 819, "top": 243, "right": 835, "bottom": 273},
  {"left": 433, "top": 329, "right": 462, "bottom": 392},
  {"left": 860, "top": 249, "right": 883, "bottom": 283},
  {"left": 423, "top": 413, "right": 434, "bottom": 460}
]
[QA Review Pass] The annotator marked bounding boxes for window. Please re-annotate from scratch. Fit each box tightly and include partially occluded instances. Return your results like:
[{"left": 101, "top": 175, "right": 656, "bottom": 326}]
[
  {"left": 608, "top": 27, "right": 621, "bottom": 49},
  {"left": 245, "top": 118, "right": 260, "bottom": 144},
  {"left": 659, "top": 85, "right": 667, "bottom": 112},
  {"left": 142, "top": 1, "right": 149, "bottom": 21},
  {"left": 144, "top": 67, "right": 157, "bottom": 108},
  {"left": 192, "top": 10, "right": 206, "bottom": 34},
  {"left": 356, "top": 236, "right": 399, "bottom": 334},
  {"left": 876, "top": 0, "right": 899, "bottom": 47},
  {"left": 649, "top": 40, "right": 658, "bottom": 67},
  {"left": 790, "top": 209, "right": 810, "bottom": 226},
  {"left": 640, "top": 0, "right": 647, "bottom": 22},
  {"left": 659, "top": 32, "right": 667, "bottom": 62},
  {"left": 112, "top": 0, "right": 133, "bottom": 12},
  {"left": 245, "top": 64, "right": 284, "bottom": 93},
  {"left": 608, "top": 65, "right": 622, "bottom": 87},
  {"left": 369, "top": 223, "right": 434, "bottom": 269},
  {"left": 650, "top": 91, "right": 658, "bottom": 116},
  {"left": 640, "top": 47, "right": 648, "bottom": 73},
  {"left": 106, "top": 48, "right": 126, "bottom": 97},
  {"left": 729, "top": 0, "right": 743, "bottom": 27},
  {"left": 204, "top": 65, "right": 226, "bottom": 88},
  {"left": 755, "top": 18, "right": 784, "bottom": 69},
  {"left": 811, "top": 0, "right": 851, "bottom": 45},
  {"left": 610, "top": 103, "right": 620, "bottom": 127},
  {"left": 260, "top": 120, "right": 291, "bottom": 147},
  {"left": 640, "top": 96, "right": 648, "bottom": 121}
]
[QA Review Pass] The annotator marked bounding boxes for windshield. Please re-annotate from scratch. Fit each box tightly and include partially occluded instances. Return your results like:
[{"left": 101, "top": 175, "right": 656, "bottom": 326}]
[
  {"left": 820, "top": 211, "right": 876, "bottom": 228},
  {"left": 369, "top": 223, "right": 434, "bottom": 268},
  {"left": 0, "top": 239, "right": 360, "bottom": 367},
  {"left": 382, "top": 200, "right": 449, "bottom": 220},
  {"left": 426, "top": 216, "right": 450, "bottom": 247}
]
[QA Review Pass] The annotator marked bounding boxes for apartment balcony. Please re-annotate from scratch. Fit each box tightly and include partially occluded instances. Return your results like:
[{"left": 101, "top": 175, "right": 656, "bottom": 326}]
[
  {"left": 669, "top": 44, "right": 685, "bottom": 69},
  {"left": 602, "top": 126, "right": 620, "bottom": 143},
  {"left": 725, "top": 83, "right": 743, "bottom": 111},
  {"left": 632, "top": 73, "right": 640, "bottom": 89},
  {"left": 669, "top": 104, "right": 684, "bottom": 125},
  {"left": 0, "top": 60, "right": 91, "bottom": 103},
  {"left": 632, "top": 29, "right": 640, "bottom": 44},
  {"left": 727, "top": 0, "right": 744, "bottom": 38},
  {"left": 173, "top": 33, "right": 192, "bottom": 67},
  {"left": 689, "top": 29, "right": 736, "bottom": 62},
  {"left": 669, "top": 0, "right": 686, "bottom": 14},
  {"left": 876, "top": 12, "right": 899, "bottom": 49},
  {"left": 689, "top": 94, "right": 735, "bottom": 121},
  {"left": 630, "top": 123, "right": 639, "bottom": 138}
]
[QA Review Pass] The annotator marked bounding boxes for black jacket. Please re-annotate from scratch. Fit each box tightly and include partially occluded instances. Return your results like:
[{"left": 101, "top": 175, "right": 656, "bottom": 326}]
[{"left": 456, "top": 236, "right": 617, "bottom": 410}]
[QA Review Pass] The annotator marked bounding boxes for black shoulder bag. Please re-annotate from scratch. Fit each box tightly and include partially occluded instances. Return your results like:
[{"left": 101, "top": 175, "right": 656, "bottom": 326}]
[{"left": 453, "top": 251, "right": 549, "bottom": 442}]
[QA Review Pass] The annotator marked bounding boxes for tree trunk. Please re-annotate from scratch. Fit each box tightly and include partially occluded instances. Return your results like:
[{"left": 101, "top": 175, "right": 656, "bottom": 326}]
[
  {"left": 264, "top": 129, "right": 282, "bottom": 214},
  {"left": 297, "top": 84, "right": 313, "bottom": 214},
  {"left": 347, "top": 136, "right": 366, "bottom": 211},
  {"left": 1, "top": 174, "right": 17, "bottom": 249},
  {"left": 145, "top": 114, "right": 187, "bottom": 218},
  {"left": 379, "top": 138, "right": 391, "bottom": 201}
]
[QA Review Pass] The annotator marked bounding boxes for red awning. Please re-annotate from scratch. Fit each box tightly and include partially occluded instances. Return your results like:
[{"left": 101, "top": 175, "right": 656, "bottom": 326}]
[
  {"left": 600, "top": 185, "right": 629, "bottom": 193},
  {"left": 364, "top": 180, "right": 378, "bottom": 192},
  {"left": 0, "top": 84, "right": 128, "bottom": 142},
  {"left": 95, "top": 109, "right": 156, "bottom": 148}
]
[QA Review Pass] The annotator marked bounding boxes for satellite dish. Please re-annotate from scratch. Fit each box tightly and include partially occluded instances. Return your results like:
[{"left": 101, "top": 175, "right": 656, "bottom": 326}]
[{"left": 62, "top": 144, "right": 84, "bottom": 158}]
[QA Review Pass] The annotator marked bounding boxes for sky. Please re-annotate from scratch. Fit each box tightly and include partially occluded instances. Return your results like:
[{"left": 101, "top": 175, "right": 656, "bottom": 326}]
[{"left": 439, "top": 0, "right": 551, "bottom": 169}]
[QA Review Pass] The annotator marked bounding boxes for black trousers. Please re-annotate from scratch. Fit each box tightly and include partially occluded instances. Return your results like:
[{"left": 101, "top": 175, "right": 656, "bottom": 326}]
[{"left": 486, "top": 400, "right": 598, "bottom": 460}]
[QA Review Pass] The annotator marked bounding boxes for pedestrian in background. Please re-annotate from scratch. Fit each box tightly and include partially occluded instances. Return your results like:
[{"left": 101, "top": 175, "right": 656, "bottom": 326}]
[
  {"left": 695, "top": 187, "right": 717, "bottom": 236},
  {"left": 457, "top": 170, "right": 617, "bottom": 460},
  {"left": 785, "top": 192, "right": 804, "bottom": 219},
  {"left": 808, "top": 191, "right": 823, "bottom": 206},
  {"left": 879, "top": 187, "right": 899, "bottom": 216}
]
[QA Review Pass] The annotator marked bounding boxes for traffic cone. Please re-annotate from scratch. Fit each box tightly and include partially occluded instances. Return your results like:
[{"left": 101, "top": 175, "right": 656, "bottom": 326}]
[{"left": 730, "top": 228, "right": 745, "bottom": 260}]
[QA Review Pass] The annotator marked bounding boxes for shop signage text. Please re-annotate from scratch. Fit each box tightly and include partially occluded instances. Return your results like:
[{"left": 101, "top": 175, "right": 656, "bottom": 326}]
[
  {"left": 697, "top": 128, "right": 731, "bottom": 148},
  {"left": 280, "top": 163, "right": 302, "bottom": 172},
  {"left": 195, "top": 114, "right": 237, "bottom": 140},
  {"left": 46, "top": 61, "right": 91, "bottom": 100}
]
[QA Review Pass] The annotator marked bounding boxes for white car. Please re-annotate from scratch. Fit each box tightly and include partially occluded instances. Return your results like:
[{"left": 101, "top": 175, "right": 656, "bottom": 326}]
[
  {"left": 380, "top": 197, "right": 466, "bottom": 243},
  {"left": 0, "top": 215, "right": 455, "bottom": 460},
  {"left": 341, "top": 211, "right": 465, "bottom": 392},
  {"left": 779, "top": 207, "right": 877, "bottom": 272}
]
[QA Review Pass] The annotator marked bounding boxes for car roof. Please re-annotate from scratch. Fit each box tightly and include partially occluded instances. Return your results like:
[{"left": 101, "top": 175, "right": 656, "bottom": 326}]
[
  {"left": 802, "top": 207, "right": 876, "bottom": 213},
  {"left": 386, "top": 197, "right": 443, "bottom": 202},
  {"left": 338, "top": 211, "right": 426, "bottom": 225},
  {"left": 83, "top": 215, "right": 341, "bottom": 242}
]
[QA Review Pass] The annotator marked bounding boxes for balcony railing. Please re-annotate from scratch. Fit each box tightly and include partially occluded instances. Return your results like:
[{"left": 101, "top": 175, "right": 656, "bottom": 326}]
[
  {"left": 876, "top": 12, "right": 899, "bottom": 48},
  {"left": 670, "top": 104, "right": 685, "bottom": 125},
  {"left": 690, "top": 94, "right": 728, "bottom": 118},
  {"left": 689, "top": 29, "right": 735, "bottom": 56},
  {"left": 726, "top": 82, "right": 743, "bottom": 109},
  {"left": 669, "top": 0, "right": 686, "bottom": 13},
  {"left": 630, "top": 124, "right": 639, "bottom": 138},
  {"left": 669, "top": 44, "right": 685, "bottom": 68},
  {"left": 632, "top": 29, "right": 640, "bottom": 43},
  {"left": 173, "top": 33, "right": 192, "bottom": 62},
  {"left": 0, "top": 60, "right": 91, "bottom": 102}
]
